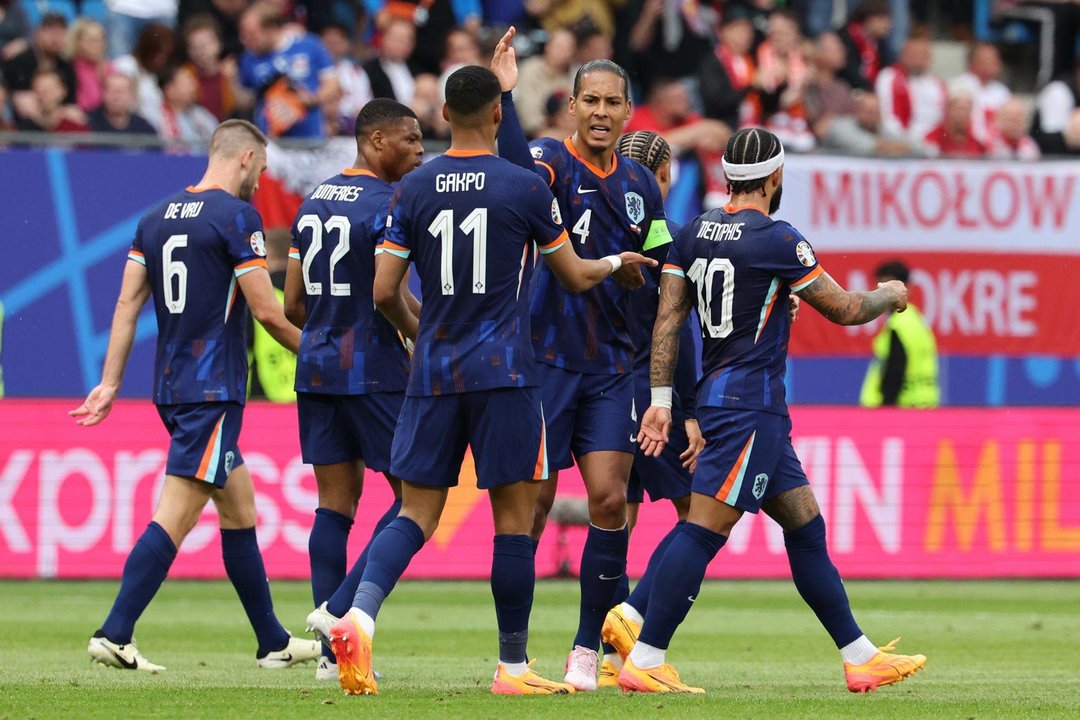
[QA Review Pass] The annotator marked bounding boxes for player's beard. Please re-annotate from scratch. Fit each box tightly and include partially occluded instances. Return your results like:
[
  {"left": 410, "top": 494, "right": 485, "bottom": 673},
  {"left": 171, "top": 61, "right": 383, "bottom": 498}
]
[
  {"left": 769, "top": 183, "right": 783, "bottom": 215},
  {"left": 238, "top": 170, "right": 259, "bottom": 202}
]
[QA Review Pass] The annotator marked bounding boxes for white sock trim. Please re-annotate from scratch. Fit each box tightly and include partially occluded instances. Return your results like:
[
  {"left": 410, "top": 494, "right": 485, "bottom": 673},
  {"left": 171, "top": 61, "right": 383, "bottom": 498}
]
[
  {"left": 621, "top": 602, "right": 645, "bottom": 625},
  {"left": 840, "top": 635, "right": 877, "bottom": 665},
  {"left": 602, "top": 652, "right": 623, "bottom": 669},
  {"left": 628, "top": 641, "right": 665, "bottom": 670},
  {"left": 349, "top": 607, "right": 376, "bottom": 639},
  {"left": 500, "top": 660, "right": 530, "bottom": 677}
]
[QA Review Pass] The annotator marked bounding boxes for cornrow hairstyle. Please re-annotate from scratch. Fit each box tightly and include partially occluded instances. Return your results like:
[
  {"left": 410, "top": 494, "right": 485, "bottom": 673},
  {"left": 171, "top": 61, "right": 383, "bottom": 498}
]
[
  {"left": 355, "top": 97, "right": 418, "bottom": 139},
  {"left": 723, "top": 126, "right": 782, "bottom": 195},
  {"left": 572, "top": 58, "right": 629, "bottom": 99},
  {"left": 617, "top": 131, "right": 671, "bottom": 174}
]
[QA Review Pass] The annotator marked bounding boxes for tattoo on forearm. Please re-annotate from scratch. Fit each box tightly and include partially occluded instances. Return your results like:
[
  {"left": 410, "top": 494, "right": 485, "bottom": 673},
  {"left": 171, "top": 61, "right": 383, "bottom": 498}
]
[
  {"left": 651, "top": 274, "right": 694, "bottom": 387},
  {"left": 797, "top": 272, "right": 891, "bottom": 326}
]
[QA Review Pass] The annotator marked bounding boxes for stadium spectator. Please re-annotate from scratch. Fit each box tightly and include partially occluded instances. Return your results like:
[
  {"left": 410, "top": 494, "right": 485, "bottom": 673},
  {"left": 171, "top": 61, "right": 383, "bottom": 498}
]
[
  {"left": 0, "top": 0, "right": 31, "bottom": 61},
  {"left": 87, "top": 71, "right": 158, "bottom": 135},
  {"left": 369, "top": 0, "right": 480, "bottom": 76},
  {"left": 861, "top": 260, "right": 939, "bottom": 408},
  {"left": 698, "top": 7, "right": 759, "bottom": 130},
  {"left": 15, "top": 69, "right": 87, "bottom": 133},
  {"left": 803, "top": 32, "right": 856, "bottom": 130},
  {"left": 410, "top": 72, "right": 450, "bottom": 139},
  {"left": 535, "top": 89, "right": 575, "bottom": 139},
  {"left": 178, "top": 0, "right": 246, "bottom": 58},
  {"left": 68, "top": 19, "right": 110, "bottom": 114},
  {"left": 113, "top": 23, "right": 177, "bottom": 126},
  {"left": 526, "top": 0, "right": 619, "bottom": 39},
  {"left": 151, "top": 63, "right": 218, "bottom": 143},
  {"left": 364, "top": 18, "right": 418, "bottom": 104},
  {"left": 1061, "top": 108, "right": 1080, "bottom": 154},
  {"left": 614, "top": 0, "right": 713, "bottom": 94},
  {"left": 438, "top": 27, "right": 483, "bottom": 96},
  {"left": 816, "top": 90, "right": 914, "bottom": 156},
  {"left": 182, "top": 15, "right": 241, "bottom": 122},
  {"left": 514, "top": 27, "right": 576, "bottom": 137},
  {"left": 320, "top": 22, "right": 373, "bottom": 135},
  {"left": 238, "top": 3, "right": 338, "bottom": 139},
  {"left": 625, "top": 77, "right": 730, "bottom": 157},
  {"left": 949, "top": 42, "right": 1009, "bottom": 146},
  {"left": 837, "top": 0, "right": 892, "bottom": 91},
  {"left": 1033, "top": 60, "right": 1080, "bottom": 155},
  {"left": 106, "top": 0, "right": 179, "bottom": 58},
  {"left": 0, "top": 82, "right": 12, "bottom": 130},
  {"left": 757, "top": 9, "right": 814, "bottom": 151},
  {"left": 3, "top": 14, "right": 77, "bottom": 121},
  {"left": 875, "top": 31, "right": 945, "bottom": 145},
  {"left": 576, "top": 24, "right": 614, "bottom": 63},
  {"left": 923, "top": 92, "right": 985, "bottom": 157},
  {"left": 988, "top": 97, "right": 1040, "bottom": 160}
]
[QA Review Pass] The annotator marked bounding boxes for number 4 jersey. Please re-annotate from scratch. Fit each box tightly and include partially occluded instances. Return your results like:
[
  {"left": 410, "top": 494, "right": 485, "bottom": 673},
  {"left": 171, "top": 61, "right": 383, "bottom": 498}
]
[
  {"left": 289, "top": 168, "right": 410, "bottom": 395},
  {"left": 129, "top": 186, "right": 268, "bottom": 405},
  {"left": 379, "top": 150, "right": 569, "bottom": 396},
  {"left": 663, "top": 205, "right": 823, "bottom": 416}
]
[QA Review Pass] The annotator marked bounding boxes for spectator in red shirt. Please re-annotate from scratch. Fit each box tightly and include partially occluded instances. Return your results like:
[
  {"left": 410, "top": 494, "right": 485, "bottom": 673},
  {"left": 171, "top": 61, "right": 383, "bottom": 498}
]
[
  {"left": 698, "top": 8, "right": 759, "bottom": 130},
  {"left": 625, "top": 76, "right": 730, "bottom": 157},
  {"left": 68, "top": 18, "right": 110, "bottom": 113},
  {"left": 876, "top": 31, "right": 946, "bottom": 144},
  {"left": 923, "top": 92, "right": 985, "bottom": 157},
  {"left": 15, "top": 68, "right": 87, "bottom": 132},
  {"left": 837, "top": 0, "right": 892, "bottom": 91},
  {"left": 988, "top": 97, "right": 1040, "bottom": 160},
  {"left": 182, "top": 14, "right": 240, "bottom": 122}
]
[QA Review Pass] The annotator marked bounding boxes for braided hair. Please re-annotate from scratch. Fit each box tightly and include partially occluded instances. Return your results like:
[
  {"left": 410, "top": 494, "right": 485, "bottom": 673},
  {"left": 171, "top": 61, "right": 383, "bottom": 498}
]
[
  {"left": 616, "top": 131, "right": 671, "bottom": 173},
  {"left": 723, "top": 127, "right": 782, "bottom": 195}
]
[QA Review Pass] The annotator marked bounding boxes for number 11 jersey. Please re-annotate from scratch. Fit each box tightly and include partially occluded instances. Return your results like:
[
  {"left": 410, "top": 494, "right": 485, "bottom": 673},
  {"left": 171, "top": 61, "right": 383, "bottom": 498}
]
[
  {"left": 379, "top": 150, "right": 568, "bottom": 397},
  {"left": 663, "top": 205, "right": 823, "bottom": 416}
]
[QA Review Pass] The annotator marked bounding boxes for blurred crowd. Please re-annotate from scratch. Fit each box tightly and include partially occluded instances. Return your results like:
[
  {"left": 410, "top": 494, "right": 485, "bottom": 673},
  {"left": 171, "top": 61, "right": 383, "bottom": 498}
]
[{"left": 2, "top": 0, "right": 1080, "bottom": 162}]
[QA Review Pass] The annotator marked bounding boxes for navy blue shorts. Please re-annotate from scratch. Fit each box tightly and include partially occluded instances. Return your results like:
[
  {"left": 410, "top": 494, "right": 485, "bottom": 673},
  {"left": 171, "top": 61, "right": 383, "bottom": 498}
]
[
  {"left": 538, "top": 364, "right": 635, "bottom": 470},
  {"left": 693, "top": 408, "right": 809, "bottom": 513},
  {"left": 390, "top": 387, "right": 547, "bottom": 489},
  {"left": 628, "top": 380, "right": 692, "bottom": 503},
  {"left": 156, "top": 402, "right": 245, "bottom": 488},
  {"left": 297, "top": 391, "right": 404, "bottom": 471}
]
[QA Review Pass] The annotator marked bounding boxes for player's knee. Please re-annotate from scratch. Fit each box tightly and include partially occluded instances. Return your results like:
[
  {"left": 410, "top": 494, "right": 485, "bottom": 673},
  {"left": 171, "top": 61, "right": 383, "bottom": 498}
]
[
  {"left": 317, "top": 490, "right": 359, "bottom": 517},
  {"left": 588, "top": 491, "right": 627, "bottom": 529}
]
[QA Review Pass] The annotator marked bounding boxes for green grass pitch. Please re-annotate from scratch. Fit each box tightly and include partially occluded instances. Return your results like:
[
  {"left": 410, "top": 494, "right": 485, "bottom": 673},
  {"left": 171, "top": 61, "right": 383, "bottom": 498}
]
[{"left": 1, "top": 579, "right": 1077, "bottom": 719}]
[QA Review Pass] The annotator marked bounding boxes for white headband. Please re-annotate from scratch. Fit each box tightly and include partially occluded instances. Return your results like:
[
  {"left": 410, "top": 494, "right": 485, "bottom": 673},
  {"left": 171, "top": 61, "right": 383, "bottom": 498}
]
[{"left": 721, "top": 146, "right": 785, "bottom": 181}]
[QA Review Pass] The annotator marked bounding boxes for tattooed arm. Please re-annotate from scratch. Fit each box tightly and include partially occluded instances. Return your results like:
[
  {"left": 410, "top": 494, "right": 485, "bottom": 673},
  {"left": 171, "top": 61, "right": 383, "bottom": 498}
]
[
  {"left": 796, "top": 272, "right": 908, "bottom": 325},
  {"left": 640, "top": 271, "right": 695, "bottom": 457}
]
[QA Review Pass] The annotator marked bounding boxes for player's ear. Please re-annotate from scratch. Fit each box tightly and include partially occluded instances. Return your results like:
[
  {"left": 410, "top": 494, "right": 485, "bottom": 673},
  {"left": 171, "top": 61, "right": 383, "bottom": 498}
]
[
  {"left": 239, "top": 148, "right": 254, "bottom": 170},
  {"left": 441, "top": 103, "right": 450, "bottom": 123},
  {"left": 371, "top": 128, "right": 384, "bottom": 152},
  {"left": 493, "top": 102, "right": 503, "bottom": 127},
  {"left": 568, "top": 93, "right": 577, "bottom": 116}
]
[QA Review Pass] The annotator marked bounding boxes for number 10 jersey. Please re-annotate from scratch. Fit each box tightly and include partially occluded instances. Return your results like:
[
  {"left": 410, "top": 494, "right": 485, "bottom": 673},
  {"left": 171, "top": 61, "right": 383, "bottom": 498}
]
[
  {"left": 379, "top": 150, "right": 568, "bottom": 397},
  {"left": 663, "top": 205, "right": 823, "bottom": 416}
]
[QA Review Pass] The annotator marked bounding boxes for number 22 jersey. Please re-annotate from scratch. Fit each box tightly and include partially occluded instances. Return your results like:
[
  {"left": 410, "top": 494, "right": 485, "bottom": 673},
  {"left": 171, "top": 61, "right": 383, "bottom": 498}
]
[
  {"left": 129, "top": 187, "right": 268, "bottom": 406},
  {"left": 663, "top": 205, "right": 823, "bottom": 416}
]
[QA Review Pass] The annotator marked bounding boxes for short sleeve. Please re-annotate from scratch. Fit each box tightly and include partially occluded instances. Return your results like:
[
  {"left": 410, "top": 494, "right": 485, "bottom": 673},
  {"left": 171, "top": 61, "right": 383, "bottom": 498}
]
[
  {"left": 128, "top": 216, "right": 147, "bottom": 265},
  {"left": 524, "top": 176, "right": 569, "bottom": 254},
  {"left": 369, "top": 195, "right": 392, "bottom": 252},
  {"left": 377, "top": 183, "right": 411, "bottom": 259},
  {"left": 762, "top": 222, "right": 823, "bottom": 291},
  {"left": 227, "top": 205, "right": 270, "bottom": 276},
  {"left": 527, "top": 138, "right": 562, "bottom": 187},
  {"left": 661, "top": 223, "right": 694, "bottom": 278}
]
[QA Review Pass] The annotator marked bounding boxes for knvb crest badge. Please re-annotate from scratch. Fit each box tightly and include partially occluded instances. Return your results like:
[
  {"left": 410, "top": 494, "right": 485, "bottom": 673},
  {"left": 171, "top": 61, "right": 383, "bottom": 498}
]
[
  {"left": 752, "top": 473, "right": 769, "bottom": 499},
  {"left": 625, "top": 192, "right": 645, "bottom": 225}
]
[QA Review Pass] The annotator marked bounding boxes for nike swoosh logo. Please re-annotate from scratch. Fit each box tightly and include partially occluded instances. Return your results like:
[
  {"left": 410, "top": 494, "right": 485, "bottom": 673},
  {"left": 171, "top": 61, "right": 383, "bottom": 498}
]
[
  {"left": 688, "top": 595, "right": 696, "bottom": 603},
  {"left": 278, "top": 653, "right": 293, "bottom": 662},
  {"left": 109, "top": 647, "right": 138, "bottom": 669},
  {"left": 577, "top": 185, "right": 597, "bottom": 194},
  {"left": 599, "top": 574, "right": 622, "bottom": 581}
]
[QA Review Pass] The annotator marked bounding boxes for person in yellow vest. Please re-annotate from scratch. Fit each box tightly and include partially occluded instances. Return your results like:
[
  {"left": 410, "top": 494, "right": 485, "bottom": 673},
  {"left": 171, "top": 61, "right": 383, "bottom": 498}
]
[{"left": 860, "top": 260, "right": 940, "bottom": 407}]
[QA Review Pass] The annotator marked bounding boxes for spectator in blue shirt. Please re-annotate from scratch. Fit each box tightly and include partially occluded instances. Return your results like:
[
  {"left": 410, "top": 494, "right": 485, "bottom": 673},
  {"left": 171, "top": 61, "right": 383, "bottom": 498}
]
[{"left": 237, "top": 3, "right": 338, "bottom": 139}]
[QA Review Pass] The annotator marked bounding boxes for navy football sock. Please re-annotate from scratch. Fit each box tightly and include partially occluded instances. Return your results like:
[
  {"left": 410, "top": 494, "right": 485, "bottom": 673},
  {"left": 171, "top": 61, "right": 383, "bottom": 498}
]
[
  {"left": 602, "top": 572, "right": 631, "bottom": 656},
  {"left": 626, "top": 520, "right": 685, "bottom": 616},
  {"left": 573, "top": 524, "right": 628, "bottom": 650},
  {"left": 784, "top": 514, "right": 863, "bottom": 648},
  {"left": 491, "top": 534, "right": 535, "bottom": 664},
  {"left": 327, "top": 499, "right": 401, "bottom": 618},
  {"left": 309, "top": 507, "right": 353, "bottom": 659},
  {"left": 221, "top": 527, "right": 290, "bottom": 657},
  {"left": 352, "top": 516, "right": 426, "bottom": 621},
  {"left": 99, "top": 521, "right": 177, "bottom": 644},
  {"left": 638, "top": 522, "right": 727, "bottom": 650}
]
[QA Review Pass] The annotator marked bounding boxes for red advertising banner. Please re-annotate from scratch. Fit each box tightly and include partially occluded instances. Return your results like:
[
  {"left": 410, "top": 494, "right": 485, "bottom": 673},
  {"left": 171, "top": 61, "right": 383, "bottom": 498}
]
[
  {"left": 2, "top": 400, "right": 1078, "bottom": 579},
  {"left": 787, "top": 251, "right": 1080, "bottom": 356}
]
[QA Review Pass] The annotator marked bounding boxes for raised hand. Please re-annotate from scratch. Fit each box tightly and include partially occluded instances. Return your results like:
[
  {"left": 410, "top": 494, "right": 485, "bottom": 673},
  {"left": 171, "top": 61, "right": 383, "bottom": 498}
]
[{"left": 491, "top": 26, "right": 518, "bottom": 93}]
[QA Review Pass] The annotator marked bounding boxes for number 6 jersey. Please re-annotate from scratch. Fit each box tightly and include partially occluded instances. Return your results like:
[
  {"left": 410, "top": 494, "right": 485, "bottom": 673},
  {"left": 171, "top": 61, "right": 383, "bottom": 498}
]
[
  {"left": 129, "top": 186, "right": 268, "bottom": 406},
  {"left": 379, "top": 149, "right": 569, "bottom": 397},
  {"left": 289, "top": 168, "right": 410, "bottom": 395},
  {"left": 663, "top": 205, "right": 823, "bottom": 416}
]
